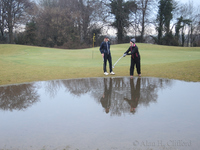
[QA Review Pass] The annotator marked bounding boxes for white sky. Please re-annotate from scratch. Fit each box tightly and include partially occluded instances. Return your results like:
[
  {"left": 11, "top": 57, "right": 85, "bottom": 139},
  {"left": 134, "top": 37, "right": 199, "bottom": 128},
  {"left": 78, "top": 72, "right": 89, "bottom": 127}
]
[
  {"left": 179, "top": 0, "right": 200, "bottom": 5},
  {"left": 33, "top": 0, "right": 200, "bottom": 7}
]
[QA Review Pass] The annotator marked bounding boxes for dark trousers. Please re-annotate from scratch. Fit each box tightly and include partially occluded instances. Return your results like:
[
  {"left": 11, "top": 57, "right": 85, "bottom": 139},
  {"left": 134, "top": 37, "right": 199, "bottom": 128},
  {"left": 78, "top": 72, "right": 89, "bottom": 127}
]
[
  {"left": 130, "top": 57, "right": 141, "bottom": 76},
  {"left": 103, "top": 53, "right": 113, "bottom": 73}
]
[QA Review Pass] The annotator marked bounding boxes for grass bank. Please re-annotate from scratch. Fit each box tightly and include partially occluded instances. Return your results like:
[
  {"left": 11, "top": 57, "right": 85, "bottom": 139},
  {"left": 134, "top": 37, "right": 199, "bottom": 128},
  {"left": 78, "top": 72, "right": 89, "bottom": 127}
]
[{"left": 0, "top": 44, "right": 200, "bottom": 85}]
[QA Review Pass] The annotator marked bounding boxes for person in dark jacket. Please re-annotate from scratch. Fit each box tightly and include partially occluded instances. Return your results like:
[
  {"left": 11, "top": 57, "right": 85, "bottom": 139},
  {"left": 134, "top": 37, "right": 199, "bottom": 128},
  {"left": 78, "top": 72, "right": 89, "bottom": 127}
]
[
  {"left": 100, "top": 78, "right": 112, "bottom": 114},
  {"left": 124, "top": 77, "right": 141, "bottom": 113},
  {"left": 123, "top": 38, "right": 141, "bottom": 77},
  {"left": 99, "top": 36, "right": 115, "bottom": 75}
]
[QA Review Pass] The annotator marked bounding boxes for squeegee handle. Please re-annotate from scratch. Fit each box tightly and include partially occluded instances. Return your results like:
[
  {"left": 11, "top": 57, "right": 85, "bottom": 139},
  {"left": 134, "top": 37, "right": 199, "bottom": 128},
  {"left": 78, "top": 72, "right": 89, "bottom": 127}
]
[{"left": 113, "top": 55, "right": 123, "bottom": 68}]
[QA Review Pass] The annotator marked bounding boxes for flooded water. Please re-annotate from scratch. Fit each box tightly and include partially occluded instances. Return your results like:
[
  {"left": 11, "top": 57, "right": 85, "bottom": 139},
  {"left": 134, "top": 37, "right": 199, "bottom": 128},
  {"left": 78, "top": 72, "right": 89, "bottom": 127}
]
[{"left": 0, "top": 77, "right": 200, "bottom": 150}]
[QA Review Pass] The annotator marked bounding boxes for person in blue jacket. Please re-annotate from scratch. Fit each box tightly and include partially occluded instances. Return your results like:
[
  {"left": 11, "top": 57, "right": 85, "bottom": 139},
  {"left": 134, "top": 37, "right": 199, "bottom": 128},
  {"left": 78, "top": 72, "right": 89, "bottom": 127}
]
[
  {"left": 100, "top": 78, "right": 112, "bottom": 114},
  {"left": 123, "top": 38, "right": 141, "bottom": 78},
  {"left": 99, "top": 36, "right": 115, "bottom": 75}
]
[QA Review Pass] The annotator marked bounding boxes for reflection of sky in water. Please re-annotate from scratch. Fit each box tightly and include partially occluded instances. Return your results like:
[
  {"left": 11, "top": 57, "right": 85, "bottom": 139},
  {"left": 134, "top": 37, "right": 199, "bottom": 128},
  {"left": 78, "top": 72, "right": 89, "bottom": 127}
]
[{"left": 0, "top": 77, "right": 200, "bottom": 150}]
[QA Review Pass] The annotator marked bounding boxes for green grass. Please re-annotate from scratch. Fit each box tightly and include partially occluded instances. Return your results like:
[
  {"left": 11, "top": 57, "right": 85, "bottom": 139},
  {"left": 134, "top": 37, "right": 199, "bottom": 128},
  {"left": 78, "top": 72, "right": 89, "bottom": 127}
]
[{"left": 0, "top": 43, "right": 200, "bottom": 85}]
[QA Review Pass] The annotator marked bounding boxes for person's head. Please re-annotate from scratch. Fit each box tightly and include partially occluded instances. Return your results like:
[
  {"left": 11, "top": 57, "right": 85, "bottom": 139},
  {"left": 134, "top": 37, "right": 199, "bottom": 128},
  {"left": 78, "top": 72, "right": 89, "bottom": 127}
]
[
  {"left": 104, "top": 36, "right": 109, "bottom": 42},
  {"left": 105, "top": 108, "right": 110, "bottom": 114},
  {"left": 130, "top": 107, "right": 136, "bottom": 113},
  {"left": 130, "top": 38, "right": 136, "bottom": 46}
]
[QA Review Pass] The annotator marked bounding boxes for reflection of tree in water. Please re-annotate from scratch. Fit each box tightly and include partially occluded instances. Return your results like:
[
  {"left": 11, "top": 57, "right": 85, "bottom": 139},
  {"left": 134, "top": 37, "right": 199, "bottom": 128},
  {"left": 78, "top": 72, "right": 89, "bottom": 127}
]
[
  {"left": 58, "top": 77, "right": 173, "bottom": 116},
  {"left": 61, "top": 78, "right": 104, "bottom": 97},
  {"left": 0, "top": 84, "right": 40, "bottom": 111},
  {"left": 0, "top": 77, "right": 172, "bottom": 114},
  {"left": 44, "top": 80, "right": 63, "bottom": 98}
]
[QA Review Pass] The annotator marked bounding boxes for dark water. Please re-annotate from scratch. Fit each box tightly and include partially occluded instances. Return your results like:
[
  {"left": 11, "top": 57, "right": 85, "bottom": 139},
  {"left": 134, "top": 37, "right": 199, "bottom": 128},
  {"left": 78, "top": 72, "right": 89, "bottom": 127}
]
[{"left": 0, "top": 77, "right": 200, "bottom": 150}]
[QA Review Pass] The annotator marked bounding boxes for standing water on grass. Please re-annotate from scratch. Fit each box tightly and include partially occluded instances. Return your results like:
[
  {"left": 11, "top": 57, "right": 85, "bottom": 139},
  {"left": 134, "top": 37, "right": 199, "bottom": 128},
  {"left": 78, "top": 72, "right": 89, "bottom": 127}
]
[{"left": 0, "top": 77, "right": 200, "bottom": 150}]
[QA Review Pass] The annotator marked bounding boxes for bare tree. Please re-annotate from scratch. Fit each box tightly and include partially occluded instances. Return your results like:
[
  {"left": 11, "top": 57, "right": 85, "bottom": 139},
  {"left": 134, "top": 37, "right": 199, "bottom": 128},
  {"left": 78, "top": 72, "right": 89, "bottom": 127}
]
[
  {"left": 2, "top": 0, "right": 32, "bottom": 43},
  {"left": 173, "top": 0, "right": 200, "bottom": 46},
  {"left": 184, "top": 1, "right": 200, "bottom": 47},
  {"left": 31, "top": 0, "right": 103, "bottom": 48},
  {"left": 0, "top": 83, "right": 40, "bottom": 111},
  {"left": 138, "top": 0, "right": 154, "bottom": 42},
  {"left": 0, "top": 0, "right": 6, "bottom": 42},
  {"left": 129, "top": 0, "right": 155, "bottom": 42}
]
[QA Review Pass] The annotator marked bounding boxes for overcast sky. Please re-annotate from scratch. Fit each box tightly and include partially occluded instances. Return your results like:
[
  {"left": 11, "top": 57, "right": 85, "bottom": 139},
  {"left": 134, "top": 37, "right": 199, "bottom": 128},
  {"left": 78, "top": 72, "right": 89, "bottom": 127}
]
[
  {"left": 177, "top": 0, "right": 200, "bottom": 5},
  {"left": 33, "top": 0, "right": 200, "bottom": 5}
]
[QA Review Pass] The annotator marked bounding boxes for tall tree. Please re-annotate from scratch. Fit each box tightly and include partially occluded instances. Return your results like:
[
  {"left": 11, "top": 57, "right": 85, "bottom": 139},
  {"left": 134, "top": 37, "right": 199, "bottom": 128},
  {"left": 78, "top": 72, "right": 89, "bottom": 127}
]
[
  {"left": 33, "top": 0, "right": 103, "bottom": 48},
  {"left": 25, "top": 20, "right": 37, "bottom": 45},
  {"left": 77, "top": 0, "right": 102, "bottom": 44},
  {"left": 0, "top": 0, "right": 6, "bottom": 42},
  {"left": 2, "top": 0, "right": 32, "bottom": 43},
  {"left": 156, "top": 0, "right": 164, "bottom": 44},
  {"left": 175, "top": 16, "right": 191, "bottom": 46},
  {"left": 136, "top": 0, "right": 154, "bottom": 42},
  {"left": 110, "top": 0, "right": 136, "bottom": 43},
  {"left": 156, "top": 0, "right": 174, "bottom": 45},
  {"left": 178, "top": 1, "right": 199, "bottom": 47}
]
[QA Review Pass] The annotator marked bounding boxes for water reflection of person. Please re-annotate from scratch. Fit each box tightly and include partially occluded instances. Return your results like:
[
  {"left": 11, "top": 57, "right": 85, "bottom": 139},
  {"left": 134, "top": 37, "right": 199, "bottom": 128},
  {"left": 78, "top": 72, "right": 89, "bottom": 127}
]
[
  {"left": 124, "top": 78, "right": 141, "bottom": 113},
  {"left": 100, "top": 78, "right": 112, "bottom": 114}
]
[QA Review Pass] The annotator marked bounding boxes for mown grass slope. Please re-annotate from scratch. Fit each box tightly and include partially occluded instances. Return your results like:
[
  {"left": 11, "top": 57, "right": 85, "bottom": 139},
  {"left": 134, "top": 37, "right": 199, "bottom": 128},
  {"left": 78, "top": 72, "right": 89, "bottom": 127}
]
[{"left": 0, "top": 44, "right": 200, "bottom": 85}]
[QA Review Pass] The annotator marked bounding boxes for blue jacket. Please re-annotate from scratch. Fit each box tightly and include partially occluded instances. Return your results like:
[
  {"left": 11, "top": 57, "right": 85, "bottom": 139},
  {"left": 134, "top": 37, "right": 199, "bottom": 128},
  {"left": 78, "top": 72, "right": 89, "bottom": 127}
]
[{"left": 99, "top": 41, "right": 111, "bottom": 54}]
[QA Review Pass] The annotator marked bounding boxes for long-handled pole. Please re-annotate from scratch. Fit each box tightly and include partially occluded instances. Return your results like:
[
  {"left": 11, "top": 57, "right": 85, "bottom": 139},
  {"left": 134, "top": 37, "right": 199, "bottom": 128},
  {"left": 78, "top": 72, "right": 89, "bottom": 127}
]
[
  {"left": 112, "top": 55, "right": 123, "bottom": 68},
  {"left": 92, "top": 33, "right": 96, "bottom": 59}
]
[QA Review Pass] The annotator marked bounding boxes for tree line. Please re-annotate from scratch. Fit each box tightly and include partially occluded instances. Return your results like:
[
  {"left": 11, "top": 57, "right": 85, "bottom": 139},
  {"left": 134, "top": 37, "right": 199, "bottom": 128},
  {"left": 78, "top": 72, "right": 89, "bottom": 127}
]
[{"left": 0, "top": 0, "right": 199, "bottom": 48}]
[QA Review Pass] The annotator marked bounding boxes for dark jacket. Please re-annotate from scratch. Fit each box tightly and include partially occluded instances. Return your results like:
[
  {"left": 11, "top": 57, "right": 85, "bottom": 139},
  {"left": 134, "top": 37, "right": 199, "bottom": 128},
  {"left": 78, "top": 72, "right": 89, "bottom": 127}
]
[
  {"left": 125, "top": 45, "right": 140, "bottom": 59},
  {"left": 99, "top": 41, "right": 111, "bottom": 54},
  {"left": 100, "top": 78, "right": 112, "bottom": 109},
  {"left": 124, "top": 78, "right": 141, "bottom": 109}
]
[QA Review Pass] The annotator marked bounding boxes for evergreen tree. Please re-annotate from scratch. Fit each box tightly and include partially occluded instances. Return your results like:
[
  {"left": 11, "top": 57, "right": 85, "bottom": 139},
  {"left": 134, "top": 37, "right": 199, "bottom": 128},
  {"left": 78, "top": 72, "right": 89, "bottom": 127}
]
[
  {"left": 25, "top": 20, "right": 37, "bottom": 45},
  {"left": 156, "top": 0, "right": 174, "bottom": 45},
  {"left": 110, "top": 0, "right": 136, "bottom": 43},
  {"left": 175, "top": 16, "right": 191, "bottom": 46}
]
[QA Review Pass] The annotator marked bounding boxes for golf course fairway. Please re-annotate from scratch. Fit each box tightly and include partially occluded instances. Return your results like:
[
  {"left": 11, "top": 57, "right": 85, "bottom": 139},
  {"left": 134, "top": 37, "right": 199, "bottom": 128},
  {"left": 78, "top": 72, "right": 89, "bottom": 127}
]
[{"left": 0, "top": 44, "right": 200, "bottom": 85}]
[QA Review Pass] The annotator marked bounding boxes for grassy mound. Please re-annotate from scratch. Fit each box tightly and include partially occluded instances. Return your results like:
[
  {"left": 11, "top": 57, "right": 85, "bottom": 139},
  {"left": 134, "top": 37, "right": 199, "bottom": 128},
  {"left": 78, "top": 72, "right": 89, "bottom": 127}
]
[{"left": 0, "top": 44, "right": 200, "bottom": 85}]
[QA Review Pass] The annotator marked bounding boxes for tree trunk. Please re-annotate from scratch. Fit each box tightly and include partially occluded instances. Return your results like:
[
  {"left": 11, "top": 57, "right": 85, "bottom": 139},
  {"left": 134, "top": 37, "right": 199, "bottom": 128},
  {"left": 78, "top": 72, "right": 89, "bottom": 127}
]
[
  {"left": 117, "top": 19, "right": 123, "bottom": 44},
  {"left": 0, "top": 0, "right": 5, "bottom": 37},
  {"left": 141, "top": 11, "right": 145, "bottom": 43},
  {"left": 7, "top": 0, "right": 13, "bottom": 44},
  {"left": 190, "top": 24, "right": 194, "bottom": 47},
  {"left": 187, "top": 27, "right": 190, "bottom": 47},
  {"left": 158, "top": 22, "right": 163, "bottom": 44},
  {"left": 140, "top": 0, "right": 148, "bottom": 43},
  {"left": 181, "top": 27, "right": 184, "bottom": 47}
]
